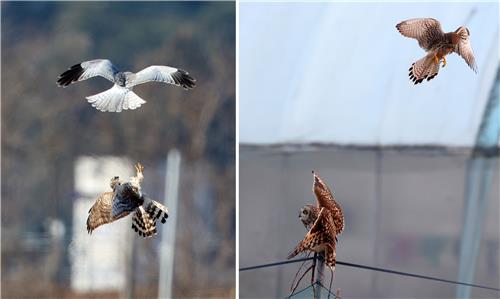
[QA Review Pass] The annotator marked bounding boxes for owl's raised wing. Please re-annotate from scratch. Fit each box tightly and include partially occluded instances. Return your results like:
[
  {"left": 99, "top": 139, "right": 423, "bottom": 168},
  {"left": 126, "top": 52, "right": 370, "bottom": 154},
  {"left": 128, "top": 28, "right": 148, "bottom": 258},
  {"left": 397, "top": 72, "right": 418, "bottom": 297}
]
[
  {"left": 456, "top": 35, "right": 477, "bottom": 73},
  {"left": 126, "top": 66, "right": 196, "bottom": 90},
  {"left": 57, "top": 59, "right": 119, "bottom": 87},
  {"left": 312, "top": 172, "right": 345, "bottom": 234},
  {"left": 396, "top": 18, "right": 444, "bottom": 51},
  {"left": 87, "top": 191, "right": 114, "bottom": 234}
]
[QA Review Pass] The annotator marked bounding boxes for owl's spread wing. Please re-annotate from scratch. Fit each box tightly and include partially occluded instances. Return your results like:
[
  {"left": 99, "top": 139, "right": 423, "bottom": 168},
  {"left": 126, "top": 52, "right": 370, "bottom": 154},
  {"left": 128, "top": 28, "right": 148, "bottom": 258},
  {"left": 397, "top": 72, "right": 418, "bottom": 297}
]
[
  {"left": 111, "top": 183, "right": 141, "bottom": 219},
  {"left": 456, "top": 36, "right": 477, "bottom": 73},
  {"left": 87, "top": 191, "right": 114, "bottom": 233},
  {"left": 57, "top": 59, "right": 119, "bottom": 87},
  {"left": 287, "top": 208, "right": 337, "bottom": 260},
  {"left": 312, "top": 172, "right": 345, "bottom": 234},
  {"left": 396, "top": 18, "right": 444, "bottom": 50},
  {"left": 126, "top": 66, "right": 196, "bottom": 89}
]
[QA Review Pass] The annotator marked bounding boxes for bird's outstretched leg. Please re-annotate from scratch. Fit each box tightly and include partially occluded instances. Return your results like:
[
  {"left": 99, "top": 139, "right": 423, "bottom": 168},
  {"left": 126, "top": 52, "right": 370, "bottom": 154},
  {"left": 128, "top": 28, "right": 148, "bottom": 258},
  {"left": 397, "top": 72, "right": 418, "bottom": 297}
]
[
  {"left": 441, "top": 56, "right": 447, "bottom": 68},
  {"left": 434, "top": 53, "right": 440, "bottom": 65},
  {"left": 134, "top": 162, "right": 144, "bottom": 183}
]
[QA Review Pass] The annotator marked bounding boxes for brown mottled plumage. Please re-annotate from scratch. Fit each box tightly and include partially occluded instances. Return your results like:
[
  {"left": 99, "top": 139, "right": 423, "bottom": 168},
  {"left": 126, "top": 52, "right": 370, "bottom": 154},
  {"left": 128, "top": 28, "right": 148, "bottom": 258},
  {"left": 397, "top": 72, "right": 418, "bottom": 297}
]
[
  {"left": 288, "top": 208, "right": 337, "bottom": 270},
  {"left": 312, "top": 172, "right": 345, "bottom": 236},
  {"left": 396, "top": 18, "right": 477, "bottom": 84}
]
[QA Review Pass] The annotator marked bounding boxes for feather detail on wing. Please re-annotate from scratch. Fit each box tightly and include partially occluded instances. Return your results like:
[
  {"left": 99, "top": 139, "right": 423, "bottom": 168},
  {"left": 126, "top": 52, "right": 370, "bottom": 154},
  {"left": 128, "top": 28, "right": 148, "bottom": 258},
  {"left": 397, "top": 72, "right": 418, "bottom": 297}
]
[
  {"left": 86, "top": 85, "right": 146, "bottom": 112},
  {"left": 396, "top": 18, "right": 444, "bottom": 50},
  {"left": 87, "top": 192, "right": 115, "bottom": 234},
  {"left": 57, "top": 59, "right": 119, "bottom": 87},
  {"left": 312, "top": 172, "right": 345, "bottom": 235},
  {"left": 287, "top": 208, "right": 337, "bottom": 263},
  {"left": 455, "top": 32, "right": 477, "bottom": 73},
  {"left": 127, "top": 66, "right": 196, "bottom": 90}
]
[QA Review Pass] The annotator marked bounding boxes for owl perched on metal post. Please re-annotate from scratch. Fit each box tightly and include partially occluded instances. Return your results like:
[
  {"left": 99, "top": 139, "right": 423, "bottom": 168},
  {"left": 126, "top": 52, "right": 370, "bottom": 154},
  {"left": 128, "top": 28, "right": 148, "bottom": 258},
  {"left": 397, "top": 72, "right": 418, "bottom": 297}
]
[
  {"left": 288, "top": 172, "right": 345, "bottom": 271},
  {"left": 396, "top": 18, "right": 477, "bottom": 84},
  {"left": 86, "top": 162, "right": 169, "bottom": 238}
]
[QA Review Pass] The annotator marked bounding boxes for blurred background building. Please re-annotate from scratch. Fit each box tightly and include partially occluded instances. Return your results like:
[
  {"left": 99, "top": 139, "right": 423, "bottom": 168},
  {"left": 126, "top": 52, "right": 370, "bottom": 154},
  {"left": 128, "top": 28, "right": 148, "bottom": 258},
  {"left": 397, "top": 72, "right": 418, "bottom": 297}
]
[
  {"left": 1, "top": 2, "right": 235, "bottom": 298},
  {"left": 239, "top": 2, "right": 498, "bottom": 299}
]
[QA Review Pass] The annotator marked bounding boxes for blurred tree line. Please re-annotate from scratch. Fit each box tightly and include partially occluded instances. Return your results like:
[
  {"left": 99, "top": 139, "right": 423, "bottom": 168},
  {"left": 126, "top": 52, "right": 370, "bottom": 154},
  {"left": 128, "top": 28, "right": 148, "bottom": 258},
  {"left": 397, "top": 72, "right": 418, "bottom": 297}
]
[{"left": 1, "top": 2, "right": 235, "bottom": 298}]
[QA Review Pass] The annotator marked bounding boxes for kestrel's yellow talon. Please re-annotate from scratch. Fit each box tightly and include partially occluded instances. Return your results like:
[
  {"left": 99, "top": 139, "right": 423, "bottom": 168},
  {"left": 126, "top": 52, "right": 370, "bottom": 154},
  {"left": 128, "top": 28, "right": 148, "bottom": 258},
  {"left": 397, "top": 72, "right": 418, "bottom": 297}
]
[{"left": 434, "top": 54, "right": 440, "bottom": 65}]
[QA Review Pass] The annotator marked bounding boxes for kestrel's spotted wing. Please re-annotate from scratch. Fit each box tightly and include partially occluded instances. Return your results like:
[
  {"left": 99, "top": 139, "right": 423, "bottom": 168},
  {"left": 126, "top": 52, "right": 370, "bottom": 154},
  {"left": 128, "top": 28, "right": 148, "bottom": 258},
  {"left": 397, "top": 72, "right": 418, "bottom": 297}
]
[
  {"left": 287, "top": 208, "right": 337, "bottom": 269},
  {"left": 312, "top": 172, "right": 345, "bottom": 235},
  {"left": 396, "top": 18, "right": 444, "bottom": 51},
  {"left": 455, "top": 29, "right": 478, "bottom": 73}
]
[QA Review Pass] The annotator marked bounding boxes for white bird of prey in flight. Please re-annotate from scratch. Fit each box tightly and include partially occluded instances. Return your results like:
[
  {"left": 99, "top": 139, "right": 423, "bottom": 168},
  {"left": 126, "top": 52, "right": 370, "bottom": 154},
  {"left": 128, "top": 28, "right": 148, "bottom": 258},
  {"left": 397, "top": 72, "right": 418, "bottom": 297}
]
[{"left": 57, "top": 59, "right": 196, "bottom": 112}]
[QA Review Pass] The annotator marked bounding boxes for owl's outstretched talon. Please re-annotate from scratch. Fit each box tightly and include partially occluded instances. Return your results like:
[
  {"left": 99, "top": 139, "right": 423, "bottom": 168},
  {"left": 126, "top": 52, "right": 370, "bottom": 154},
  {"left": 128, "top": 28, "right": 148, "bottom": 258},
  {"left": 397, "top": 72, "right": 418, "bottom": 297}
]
[{"left": 442, "top": 56, "right": 447, "bottom": 67}]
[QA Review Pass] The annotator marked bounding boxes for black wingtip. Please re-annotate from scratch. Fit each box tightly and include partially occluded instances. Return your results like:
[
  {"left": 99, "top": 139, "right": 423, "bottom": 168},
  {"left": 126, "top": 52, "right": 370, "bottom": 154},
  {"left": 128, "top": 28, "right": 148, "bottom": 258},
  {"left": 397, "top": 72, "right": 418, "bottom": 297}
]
[
  {"left": 57, "top": 63, "right": 84, "bottom": 87},
  {"left": 173, "top": 69, "right": 196, "bottom": 90}
]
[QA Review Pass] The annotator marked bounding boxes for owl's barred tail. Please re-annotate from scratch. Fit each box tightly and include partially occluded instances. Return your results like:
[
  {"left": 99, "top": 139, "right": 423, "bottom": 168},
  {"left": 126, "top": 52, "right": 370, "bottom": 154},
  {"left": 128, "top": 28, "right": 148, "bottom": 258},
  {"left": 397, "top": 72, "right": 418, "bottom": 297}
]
[{"left": 132, "top": 206, "right": 157, "bottom": 238}]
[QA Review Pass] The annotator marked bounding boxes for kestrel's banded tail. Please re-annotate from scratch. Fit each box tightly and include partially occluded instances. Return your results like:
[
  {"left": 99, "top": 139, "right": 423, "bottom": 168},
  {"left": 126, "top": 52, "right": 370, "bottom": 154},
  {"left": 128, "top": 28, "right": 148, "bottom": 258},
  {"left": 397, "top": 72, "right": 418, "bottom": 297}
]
[
  {"left": 409, "top": 53, "right": 441, "bottom": 84},
  {"left": 396, "top": 18, "right": 477, "bottom": 84}
]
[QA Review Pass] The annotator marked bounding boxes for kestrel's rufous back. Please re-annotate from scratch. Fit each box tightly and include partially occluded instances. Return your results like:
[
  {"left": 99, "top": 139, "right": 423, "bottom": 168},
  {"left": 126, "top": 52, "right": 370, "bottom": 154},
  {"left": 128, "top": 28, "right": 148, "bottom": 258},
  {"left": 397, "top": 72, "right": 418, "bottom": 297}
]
[{"left": 396, "top": 18, "right": 477, "bottom": 84}]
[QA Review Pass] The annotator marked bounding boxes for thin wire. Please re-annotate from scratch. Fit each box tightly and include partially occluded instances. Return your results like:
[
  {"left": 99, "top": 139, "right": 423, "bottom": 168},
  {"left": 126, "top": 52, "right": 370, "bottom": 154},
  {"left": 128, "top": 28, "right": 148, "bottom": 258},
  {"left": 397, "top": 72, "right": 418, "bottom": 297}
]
[
  {"left": 240, "top": 257, "right": 314, "bottom": 271},
  {"left": 239, "top": 257, "right": 500, "bottom": 292}
]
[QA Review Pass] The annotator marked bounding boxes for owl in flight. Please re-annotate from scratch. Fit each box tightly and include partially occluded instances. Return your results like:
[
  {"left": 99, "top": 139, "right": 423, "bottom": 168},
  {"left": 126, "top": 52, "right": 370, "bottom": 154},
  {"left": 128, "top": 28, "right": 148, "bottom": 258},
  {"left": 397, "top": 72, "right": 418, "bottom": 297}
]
[
  {"left": 57, "top": 59, "right": 196, "bottom": 112},
  {"left": 86, "top": 163, "right": 169, "bottom": 237},
  {"left": 288, "top": 172, "right": 345, "bottom": 270},
  {"left": 396, "top": 18, "right": 477, "bottom": 84}
]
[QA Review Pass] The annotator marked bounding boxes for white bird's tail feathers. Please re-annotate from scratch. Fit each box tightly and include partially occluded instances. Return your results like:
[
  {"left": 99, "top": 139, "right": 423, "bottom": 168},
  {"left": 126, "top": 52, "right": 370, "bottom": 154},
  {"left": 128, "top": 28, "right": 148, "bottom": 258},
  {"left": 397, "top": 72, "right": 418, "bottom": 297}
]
[{"left": 86, "top": 84, "right": 146, "bottom": 112}]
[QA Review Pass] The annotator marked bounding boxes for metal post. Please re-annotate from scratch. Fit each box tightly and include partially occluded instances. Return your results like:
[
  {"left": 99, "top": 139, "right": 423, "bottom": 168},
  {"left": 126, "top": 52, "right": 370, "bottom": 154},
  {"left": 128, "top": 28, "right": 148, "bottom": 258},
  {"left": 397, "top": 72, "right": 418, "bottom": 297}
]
[
  {"left": 314, "top": 253, "right": 325, "bottom": 299},
  {"left": 158, "top": 150, "right": 182, "bottom": 299}
]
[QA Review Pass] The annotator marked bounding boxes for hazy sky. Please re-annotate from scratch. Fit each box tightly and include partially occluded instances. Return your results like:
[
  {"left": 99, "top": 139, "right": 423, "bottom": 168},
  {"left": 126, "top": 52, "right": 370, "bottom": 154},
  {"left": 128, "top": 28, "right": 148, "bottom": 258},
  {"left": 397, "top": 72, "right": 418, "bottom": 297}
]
[{"left": 240, "top": 2, "right": 499, "bottom": 146}]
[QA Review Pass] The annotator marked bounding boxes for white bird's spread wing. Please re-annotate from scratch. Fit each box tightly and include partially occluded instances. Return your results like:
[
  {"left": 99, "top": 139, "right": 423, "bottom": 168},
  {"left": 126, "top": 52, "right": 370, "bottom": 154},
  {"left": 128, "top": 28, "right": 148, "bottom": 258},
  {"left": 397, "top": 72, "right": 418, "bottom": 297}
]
[
  {"left": 456, "top": 36, "right": 478, "bottom": 73},
  {"left": 86, "top": 85, "right": 146, "bottom": 112},
  {"left": 57, "top": 59, "right": 119, "bottom": 86},
  {"left": 126, "top": 65, "right": 196, "bottom": 89}
]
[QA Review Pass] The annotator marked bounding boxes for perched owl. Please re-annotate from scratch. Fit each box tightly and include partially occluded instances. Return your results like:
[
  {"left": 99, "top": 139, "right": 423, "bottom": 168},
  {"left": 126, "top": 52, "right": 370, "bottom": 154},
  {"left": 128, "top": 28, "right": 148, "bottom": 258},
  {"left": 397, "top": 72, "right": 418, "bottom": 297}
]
[
  {"left": 396, "top": 18, "right": 477, "bottom": 84},
  {"left": 312, "top": 172, "right": 344, "bottom": 236},
  {"left": 86, "top": 162, "right": 169, "bottom": 237},
  {"left": 288, "top": 207, "right": 338, "bottom": 270}
]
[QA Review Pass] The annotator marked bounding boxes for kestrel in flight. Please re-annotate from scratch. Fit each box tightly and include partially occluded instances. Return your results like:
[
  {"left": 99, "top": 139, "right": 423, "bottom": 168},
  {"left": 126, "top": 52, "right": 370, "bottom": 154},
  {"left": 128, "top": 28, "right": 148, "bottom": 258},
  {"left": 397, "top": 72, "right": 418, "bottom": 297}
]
[
  {"left": 396, "top": 18, "right": 477, "bottom": 84},
  {"left": 57, "top": 59, "right": 196, "bottom": 112},
  {"left": 86, "top": 163, "right": 169, "bottom": 237}
]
